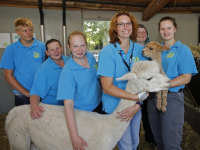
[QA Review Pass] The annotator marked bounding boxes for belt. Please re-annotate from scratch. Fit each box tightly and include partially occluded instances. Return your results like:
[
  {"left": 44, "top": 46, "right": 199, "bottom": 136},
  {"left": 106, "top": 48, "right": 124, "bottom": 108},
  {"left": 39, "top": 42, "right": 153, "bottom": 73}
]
[
  {"left": 168, "top": 89, "right": 183, "bottom": 93},
  {"left": 14, "top": 93, "right": 23, "bottom": 96}
]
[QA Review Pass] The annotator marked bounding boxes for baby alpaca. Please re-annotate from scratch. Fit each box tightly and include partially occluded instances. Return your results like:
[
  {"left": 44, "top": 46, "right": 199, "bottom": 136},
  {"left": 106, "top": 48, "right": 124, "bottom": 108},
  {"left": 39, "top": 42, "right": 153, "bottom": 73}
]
[{"left": 142, "top": 41, "right": 170, "bottom": 113}]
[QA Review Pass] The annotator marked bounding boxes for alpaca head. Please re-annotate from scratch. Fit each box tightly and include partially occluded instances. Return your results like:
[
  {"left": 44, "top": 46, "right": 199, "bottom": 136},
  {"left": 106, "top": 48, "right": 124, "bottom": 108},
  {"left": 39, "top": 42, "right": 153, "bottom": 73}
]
[
  {"left": 142, "top": 41, "right": 170, "bottom": 59},
  {"left": 117, "top": 61, "right": 170, "bottom": 93}
]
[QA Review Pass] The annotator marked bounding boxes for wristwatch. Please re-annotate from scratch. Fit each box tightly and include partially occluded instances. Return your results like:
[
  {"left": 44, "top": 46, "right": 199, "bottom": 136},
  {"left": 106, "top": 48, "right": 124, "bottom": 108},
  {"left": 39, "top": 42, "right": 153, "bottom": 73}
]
[{"left": 136, "top": 101, "right": 142, "bottom": 106}]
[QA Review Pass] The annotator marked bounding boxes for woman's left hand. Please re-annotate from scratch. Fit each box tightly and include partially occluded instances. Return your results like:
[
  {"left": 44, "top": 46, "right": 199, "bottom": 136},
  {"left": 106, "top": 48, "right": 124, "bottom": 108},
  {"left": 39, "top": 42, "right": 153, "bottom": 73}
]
[{"left": 117, "top": 104, "right": 140, "bottom": 122}]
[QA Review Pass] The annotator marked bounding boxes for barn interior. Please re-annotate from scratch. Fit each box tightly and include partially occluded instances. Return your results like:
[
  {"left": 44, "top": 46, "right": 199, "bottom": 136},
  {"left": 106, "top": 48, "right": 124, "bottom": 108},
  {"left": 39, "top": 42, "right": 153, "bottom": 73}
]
[{"left": 0, "top": 0, "right": 200, "bottom": 149}]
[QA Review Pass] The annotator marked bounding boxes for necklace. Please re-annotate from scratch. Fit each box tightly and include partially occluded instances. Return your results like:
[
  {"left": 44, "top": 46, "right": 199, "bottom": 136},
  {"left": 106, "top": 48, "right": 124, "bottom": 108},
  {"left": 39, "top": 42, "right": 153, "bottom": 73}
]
[{"left": 114, "top": 43, "right": 134, "bottom": 71}]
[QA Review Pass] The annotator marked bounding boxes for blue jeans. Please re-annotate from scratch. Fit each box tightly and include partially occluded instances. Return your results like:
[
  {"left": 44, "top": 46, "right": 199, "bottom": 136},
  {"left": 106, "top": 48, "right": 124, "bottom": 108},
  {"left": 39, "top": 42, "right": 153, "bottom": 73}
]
[
  {"left": 117, "top": 108, "right": 141, "bottom": 150},
  {"left": 15, "top": 94, "right": 30, "bottom": 106}
]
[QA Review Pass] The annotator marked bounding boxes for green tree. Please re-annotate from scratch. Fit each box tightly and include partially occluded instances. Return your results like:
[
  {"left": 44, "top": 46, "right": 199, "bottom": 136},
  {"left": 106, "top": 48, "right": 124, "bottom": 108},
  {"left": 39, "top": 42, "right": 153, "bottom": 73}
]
[{"left": 84, "top": 21, "right": 110, "bottom": 50}]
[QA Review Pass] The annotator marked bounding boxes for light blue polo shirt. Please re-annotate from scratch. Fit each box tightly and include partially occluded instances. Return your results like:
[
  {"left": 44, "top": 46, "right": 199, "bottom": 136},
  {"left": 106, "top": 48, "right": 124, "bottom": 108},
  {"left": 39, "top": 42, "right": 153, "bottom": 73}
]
[
  {"left": 57, "top": 52, "right": 101, "bottom": 111},
  {"left": 97, "top": 40, "right": 148, "bottom": 113},
  {"left": 0, "top": 38, "right": 45, "bottom": 93},
  {"left": 30, "top": 55, "right": 69, "bottom": 105},
  {"left": 161, "top": 41, "right": 198, "bottom": 92}
]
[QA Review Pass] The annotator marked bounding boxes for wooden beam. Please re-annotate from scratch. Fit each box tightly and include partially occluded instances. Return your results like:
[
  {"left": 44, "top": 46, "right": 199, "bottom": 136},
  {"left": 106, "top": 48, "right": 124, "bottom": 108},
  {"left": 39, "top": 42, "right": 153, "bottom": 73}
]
[
  {"left": 65, "top": 2, "right": 145, "bottom": 11},
  {"left": 142, "top": 0, "right": 172, "bottom": 21},
  {"left": 0, "top": 4, "right": 82, "bottom": 11},
  {"left": 0, "top": 0, "right": 38, "bottom": 6},
  {"left": 0, "top": 3, "right": 39, "bottom": 9},
  {"left": 0, "top": 1, "right": 145, "bottom": 12},
  {"left": 1, "top": 0, "right": 200, "bottom": 17},
  {"left": 160, "top": 6, "right": 200, "bottom": 14}
]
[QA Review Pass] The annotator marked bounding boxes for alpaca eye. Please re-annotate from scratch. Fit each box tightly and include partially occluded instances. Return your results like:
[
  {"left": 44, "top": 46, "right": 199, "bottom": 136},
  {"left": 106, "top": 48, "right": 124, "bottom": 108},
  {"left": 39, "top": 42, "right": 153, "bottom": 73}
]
[
  {"left": 149, "top": 48, "right": 153, "bottom": 50},
  {"left": 147, "top": 77, "right": 152, "bottom": 81}
]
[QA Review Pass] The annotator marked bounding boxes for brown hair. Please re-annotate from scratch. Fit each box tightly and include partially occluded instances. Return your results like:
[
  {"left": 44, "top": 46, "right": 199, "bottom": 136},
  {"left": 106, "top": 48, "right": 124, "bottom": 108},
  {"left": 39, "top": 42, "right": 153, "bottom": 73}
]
[
  {"left": 138, "top": 24, "right": 150, "bottom": 44},
  {"left": 14, "top": 18, "right": 33, "bottom": 31},
  {"left": 68, "top": 31, "right": 87, "bottom": 46},
  {"left": 109, "top": 11, "right": 138, "bottom": 44},
  {"left": 158, "top": 16, "right": 177, "bottom": 31},
  {"left": 138, "top": 24, "right": 148, "bottom": 32},
  {"left": 45, "top": 39, "right": 62, "bottom": 60}
]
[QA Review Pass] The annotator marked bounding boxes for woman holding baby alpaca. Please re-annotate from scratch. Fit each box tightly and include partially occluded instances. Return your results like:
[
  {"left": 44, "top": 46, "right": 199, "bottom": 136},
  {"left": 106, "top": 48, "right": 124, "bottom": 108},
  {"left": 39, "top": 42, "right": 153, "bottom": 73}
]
[
  {"left": 147, "top": 16, "right": 197, "bottom": 150},
  {"left": 97, "top": 11, "right": 148, "bottom": 150}
]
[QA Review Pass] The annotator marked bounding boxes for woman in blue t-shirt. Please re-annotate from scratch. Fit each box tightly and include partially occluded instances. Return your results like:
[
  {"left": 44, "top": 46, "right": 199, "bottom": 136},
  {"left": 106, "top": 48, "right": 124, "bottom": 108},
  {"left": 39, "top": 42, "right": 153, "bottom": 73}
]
[
  {"left": 136, "top": 24, "right": 150, "bottom": 47},
  {"left": 57, "top": 31, "right": 102, "bottom": 150},
  {"left": 30, "top": 39, "right": 69, "bottom": 119},
  {"left": 147, "top": 16, "right": 198, "bottom": 150},
  {"left": 136, "top": 24, "right": 156, "bottom": 146},
  {"left": 97, "top": 11, "right": 148, "bottom": 150}
]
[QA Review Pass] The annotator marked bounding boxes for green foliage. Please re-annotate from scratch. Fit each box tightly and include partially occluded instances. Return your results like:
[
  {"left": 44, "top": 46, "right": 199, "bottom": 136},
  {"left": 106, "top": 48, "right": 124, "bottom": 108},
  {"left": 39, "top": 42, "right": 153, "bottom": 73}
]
[{"left": 84, "top": 21, "right": 110, "bottom": 50}]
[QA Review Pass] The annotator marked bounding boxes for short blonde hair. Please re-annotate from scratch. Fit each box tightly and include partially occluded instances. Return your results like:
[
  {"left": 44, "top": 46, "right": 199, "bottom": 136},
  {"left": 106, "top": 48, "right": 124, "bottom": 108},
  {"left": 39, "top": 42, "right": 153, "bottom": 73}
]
[{"left": 14, "top": 18, "right": 33, "bottom": 30}]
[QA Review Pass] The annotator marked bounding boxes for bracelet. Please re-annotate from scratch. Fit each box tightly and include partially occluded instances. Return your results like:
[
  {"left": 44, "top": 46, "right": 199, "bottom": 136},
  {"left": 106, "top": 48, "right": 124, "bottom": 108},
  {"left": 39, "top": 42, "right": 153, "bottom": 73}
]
[{"left": 136, "top": 101, "right": 142, "bottom": 106}]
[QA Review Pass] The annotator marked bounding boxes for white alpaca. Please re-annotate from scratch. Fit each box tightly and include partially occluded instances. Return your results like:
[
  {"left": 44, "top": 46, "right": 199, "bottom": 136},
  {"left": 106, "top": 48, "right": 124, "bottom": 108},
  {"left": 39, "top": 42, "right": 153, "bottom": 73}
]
[{"left": 5, "top": 61, "right": 170, "bottom": 150}]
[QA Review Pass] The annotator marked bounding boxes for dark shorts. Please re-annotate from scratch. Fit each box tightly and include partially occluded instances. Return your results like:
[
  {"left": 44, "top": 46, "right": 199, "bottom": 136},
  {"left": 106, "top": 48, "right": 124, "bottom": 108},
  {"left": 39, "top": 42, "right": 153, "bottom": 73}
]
[
  {"left": 92, "top": 101, "right": 104, "bottom": 114},
  {"left": 14, "top": 94, "right": 30, "bottom": 106}
]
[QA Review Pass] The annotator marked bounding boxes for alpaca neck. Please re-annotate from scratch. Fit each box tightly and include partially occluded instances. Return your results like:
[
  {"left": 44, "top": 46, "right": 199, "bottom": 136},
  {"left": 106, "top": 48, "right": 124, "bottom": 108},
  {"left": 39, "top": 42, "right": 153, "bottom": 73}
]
[
  {"left": 151, "top": 53, "right": 166, "bottom": 75},
  {"left": 152, "top": 53, "right": 162, "bottom": 71},
  {"left": 100, "top": 89, "right": 138, "bottom": 147},
  {"left": 113, "top": 98, "right": 136, "bottom": 115},
  {"left": 108, "top": 84, "right": 138, "bottom": 125},
  {"left": 102, "top": 85, "right": 138, "bottom": 144}
]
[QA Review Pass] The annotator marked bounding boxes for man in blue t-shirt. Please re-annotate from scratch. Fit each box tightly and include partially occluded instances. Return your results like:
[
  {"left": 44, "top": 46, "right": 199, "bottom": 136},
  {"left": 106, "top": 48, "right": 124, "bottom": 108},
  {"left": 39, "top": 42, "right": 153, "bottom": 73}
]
[{"left": 0, "top": 18, "right": 45, "bottom": 106}]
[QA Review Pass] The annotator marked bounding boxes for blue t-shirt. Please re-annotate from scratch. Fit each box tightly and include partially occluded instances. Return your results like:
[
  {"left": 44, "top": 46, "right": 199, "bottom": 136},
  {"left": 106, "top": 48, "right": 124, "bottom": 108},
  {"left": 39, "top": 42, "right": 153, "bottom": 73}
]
[
  {"left": 0, "top": 38, "right": 45, "bottom": 93},
  {"left": 97, "top": 40, "right": 148, "bottom": 113},
  {"left": 161, "top": 41, "right": 198, "bottom": 92},
  {"left": 30, "top": 55, "right": 69, "bottom": 105},
  {"left": 57, "top": 52, "right": 101, "bottom": 111}
]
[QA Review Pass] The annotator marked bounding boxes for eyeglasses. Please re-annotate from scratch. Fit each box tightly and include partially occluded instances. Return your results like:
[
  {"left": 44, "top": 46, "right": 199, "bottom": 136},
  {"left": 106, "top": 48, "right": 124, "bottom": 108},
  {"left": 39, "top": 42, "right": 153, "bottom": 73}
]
[{"left": 116, "top": 22, "right": 132, "bottom": 28}]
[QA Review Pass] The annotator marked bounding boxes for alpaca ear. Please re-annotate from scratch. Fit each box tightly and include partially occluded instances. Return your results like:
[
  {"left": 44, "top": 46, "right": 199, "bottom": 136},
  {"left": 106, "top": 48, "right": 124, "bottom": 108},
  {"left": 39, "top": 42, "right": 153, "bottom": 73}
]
[
  {"left": 116, "top": 72, "right": 137, "bottom": 81},
  {"left": 160, "top": 45, "right": 170, "bottom": 51}
]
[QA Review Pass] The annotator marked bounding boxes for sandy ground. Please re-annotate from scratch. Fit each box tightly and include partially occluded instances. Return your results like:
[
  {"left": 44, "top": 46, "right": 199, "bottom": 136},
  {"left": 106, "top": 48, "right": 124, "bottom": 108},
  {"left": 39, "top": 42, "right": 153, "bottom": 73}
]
[{"left": 1, "top": 113, "right": 200, "bottom": 150}]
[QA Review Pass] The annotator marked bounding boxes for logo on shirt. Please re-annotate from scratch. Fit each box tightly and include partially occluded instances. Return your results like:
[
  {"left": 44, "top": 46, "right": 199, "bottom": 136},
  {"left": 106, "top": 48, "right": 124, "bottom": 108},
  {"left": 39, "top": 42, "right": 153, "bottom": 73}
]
[
  {"left": 132, "top": 57, "right": 139, "bottom": 63},
  {"left": 93, "top": 64, "right": 98, "bottom": 71},
  {"left": 33, "top": 52, "right": 39, "bottom": 58},
  {"left": 167, "top": 52, "right": 174, "bottom": 58},
  {"left": 3, "top": 42, "right": 8, "bottom": 47}
]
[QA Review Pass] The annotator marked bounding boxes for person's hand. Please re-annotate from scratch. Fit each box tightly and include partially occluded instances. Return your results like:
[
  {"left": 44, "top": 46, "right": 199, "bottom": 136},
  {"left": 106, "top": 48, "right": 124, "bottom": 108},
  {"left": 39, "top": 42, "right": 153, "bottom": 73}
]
[
  {"left": 117, "top": 104, "right": 140, "bottom": 122},
  {"left": 72, "top": 135, "right": 88, "bottom": 150},
  {"left": 30, "top": 105, "right": 45, "bottom": 119}
]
